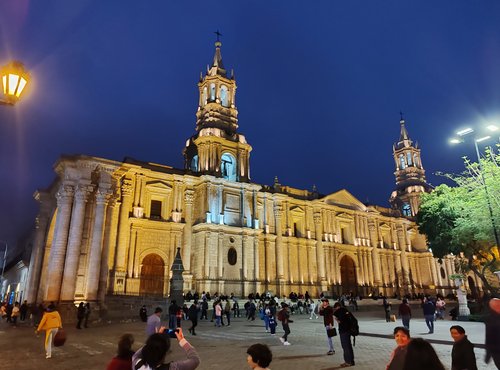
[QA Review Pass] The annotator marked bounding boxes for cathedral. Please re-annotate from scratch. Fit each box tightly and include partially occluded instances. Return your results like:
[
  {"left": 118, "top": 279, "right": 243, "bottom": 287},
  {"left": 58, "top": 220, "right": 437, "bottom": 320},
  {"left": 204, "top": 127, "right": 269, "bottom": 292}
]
[{"left": 24, "top": 41, "right": 467, "bottom": 306}]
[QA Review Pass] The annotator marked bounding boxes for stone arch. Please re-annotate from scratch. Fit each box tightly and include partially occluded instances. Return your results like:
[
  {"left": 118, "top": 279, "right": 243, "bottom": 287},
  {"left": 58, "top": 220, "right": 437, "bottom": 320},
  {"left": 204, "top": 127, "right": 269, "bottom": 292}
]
[
  {"left": 220, "top": 152, "right": 237, "bottom": 181},
  {"left": 339, "top": 254, "right": 357, "bottom": 295},
  {"left": 139, "top": 253, "right": 165, "bottom": 296}
]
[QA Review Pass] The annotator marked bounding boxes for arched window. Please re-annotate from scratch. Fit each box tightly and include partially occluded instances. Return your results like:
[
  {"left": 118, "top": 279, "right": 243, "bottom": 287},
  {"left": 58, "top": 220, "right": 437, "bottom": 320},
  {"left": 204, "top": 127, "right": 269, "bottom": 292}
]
[
  {"left": 402, "top": 203, "right": 412, "bottom": 217},
  {"left": 210, "top": 83, "right": 216, "bottom": 101},
  {"left": 399, "top": 154, "right": 406, "bottom": 169},
  {"left": 202, "top": 87, "right": 207, "bottom": 105},
  {"left": 413, "top": 154, "right": 419, "bottom": 168},
  {"left": 228, "top": 247, "right": 237, "bottom": 265},
  {"left": 440, "top": 267, "right": 446, "bottom": 279},
  {"left": 190, "top": 155, "right": 198, "bottom": 172},
  {"left": 221, "top": 153, "right": 237, "bottom": 181},
  {"left": 220, "top": 85, "right": 229, "bottom": 107},
  {"left": 407, "top": 152, "right": 413, "bottom": 166}
]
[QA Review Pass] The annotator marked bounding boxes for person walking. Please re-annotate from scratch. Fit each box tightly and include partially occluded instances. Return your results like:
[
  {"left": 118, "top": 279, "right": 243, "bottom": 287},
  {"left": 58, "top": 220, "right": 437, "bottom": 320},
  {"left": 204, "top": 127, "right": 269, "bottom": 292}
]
[
  {"left": 146, "top": 307, "right": 163, "bottom": 337},
  {"left": 215, "top": 300, "right": 222, "bottom": 327},
  {"left": 383, "top": 297, "right": 392, "bottom": 322},
  {"left": 278, "top": 302, "right": 292, "bottom": 345},
  {"left": 309, "top": 299, "right": 319, "bottom": 319},
  {"left": 84, "top": 302, "right": 91, "bottom": 328},
  {"left": 200, "top": 299, "right": 208, "bottom": 320},
  {"left": 449, "top": 325, "right": 477, "bottom": 370},
  {"left": 187, "top": 302, "right": 199, "bottom": 335},
  {"left": 139, "top": 305, "right": 148, "bottom": 322},
  {"left": 333, "top": 302, "right": 355, "bottom": 367},
  {"left": 20, "top": 300, "right": 28, "bottom": 321},
  {"left": 168, "top": 300, "right": 179, "bottom": 329},
  {"left": 11, "top": 302, "right": 20, "bottom": 327},
  {"left": 435, "top": 297, "right": 446, "bottom": 320},
  {"left": 319, "top": 298, "right": 336, "bottom": 355},
  {"left": 76, "top": 302, "right": 85, "bottom": 329},
  {"left": 422, "top": 297, "right": 435, "bottom": 334},
  {"left": 224, "top": 299, "right": 231, "bottom": 326},
  {"left": 398, "top": 299, "right": 411, "bottom": 330},
  {"left": 35, "top": 303, "right": 62, "bottom": 359}
]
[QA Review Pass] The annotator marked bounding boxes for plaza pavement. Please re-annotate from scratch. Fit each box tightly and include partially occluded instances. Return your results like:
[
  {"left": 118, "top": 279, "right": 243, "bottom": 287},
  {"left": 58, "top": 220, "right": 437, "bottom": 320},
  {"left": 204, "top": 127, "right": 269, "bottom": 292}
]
[{"left": 0, "top": 309, "right": 495, "bottom": 370}]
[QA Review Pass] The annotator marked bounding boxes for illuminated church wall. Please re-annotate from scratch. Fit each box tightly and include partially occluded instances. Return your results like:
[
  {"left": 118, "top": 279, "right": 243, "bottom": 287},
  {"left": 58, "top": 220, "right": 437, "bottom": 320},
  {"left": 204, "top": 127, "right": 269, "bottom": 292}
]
[{"left": 23, "top": 41, "right": 472, "bottom": 305}]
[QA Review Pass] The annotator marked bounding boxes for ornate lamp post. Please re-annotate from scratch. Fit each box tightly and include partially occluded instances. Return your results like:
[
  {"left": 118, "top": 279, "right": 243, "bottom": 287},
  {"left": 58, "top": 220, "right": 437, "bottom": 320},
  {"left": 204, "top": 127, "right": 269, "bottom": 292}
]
[{"left": 0, "top": 61, "right": 30, "bottom": 106}]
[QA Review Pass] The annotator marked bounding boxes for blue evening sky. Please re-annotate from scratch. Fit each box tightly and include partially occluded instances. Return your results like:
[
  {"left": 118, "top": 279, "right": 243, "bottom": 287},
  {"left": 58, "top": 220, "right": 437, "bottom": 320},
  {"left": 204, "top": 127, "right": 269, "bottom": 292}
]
[{"left": 1, "top": 1, "right": 499, "bottom": 252}]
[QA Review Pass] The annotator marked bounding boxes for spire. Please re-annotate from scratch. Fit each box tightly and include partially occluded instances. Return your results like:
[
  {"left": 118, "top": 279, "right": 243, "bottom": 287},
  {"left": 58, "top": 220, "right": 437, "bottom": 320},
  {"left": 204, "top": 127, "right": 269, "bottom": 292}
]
[
  {"left": 395, "top": 114, "right": 413, "bottom": 150},
  {"left": 208, "top": 31, "right": 226, "bottom": 77}
]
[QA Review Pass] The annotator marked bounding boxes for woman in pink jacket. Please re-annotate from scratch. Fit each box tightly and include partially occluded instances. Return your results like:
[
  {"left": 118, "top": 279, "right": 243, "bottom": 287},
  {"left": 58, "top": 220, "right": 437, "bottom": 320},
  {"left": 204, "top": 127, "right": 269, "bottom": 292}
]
[{"left": 36, "top": 303, "right": 62, "bottom": 359}]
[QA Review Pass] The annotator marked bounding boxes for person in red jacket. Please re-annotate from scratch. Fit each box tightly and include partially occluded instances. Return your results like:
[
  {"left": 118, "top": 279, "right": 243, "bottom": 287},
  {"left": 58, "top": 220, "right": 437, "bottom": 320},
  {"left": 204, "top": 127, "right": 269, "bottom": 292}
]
[{"left": 107, "top": 333, "right": 135, "bottom": 370}]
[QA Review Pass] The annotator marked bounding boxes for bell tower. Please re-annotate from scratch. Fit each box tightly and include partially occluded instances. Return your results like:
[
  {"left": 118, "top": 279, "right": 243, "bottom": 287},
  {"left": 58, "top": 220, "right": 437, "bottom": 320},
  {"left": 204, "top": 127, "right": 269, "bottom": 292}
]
[
  {"left": 389, "top": 115, "right": 432, "bottom": 217},
  {"left": 183, "top": 39, "right": 252, "bottom": 182}
]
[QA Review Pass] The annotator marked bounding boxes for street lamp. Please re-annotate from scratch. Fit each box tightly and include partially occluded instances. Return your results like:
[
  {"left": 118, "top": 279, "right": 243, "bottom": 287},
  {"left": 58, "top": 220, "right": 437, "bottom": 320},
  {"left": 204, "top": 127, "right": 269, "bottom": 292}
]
[
  {"left": 0, "top": 61, "right": 30, "bottom": 106},
  {"left": 449, "top": 125, "right": 500, "bottom": 251}
]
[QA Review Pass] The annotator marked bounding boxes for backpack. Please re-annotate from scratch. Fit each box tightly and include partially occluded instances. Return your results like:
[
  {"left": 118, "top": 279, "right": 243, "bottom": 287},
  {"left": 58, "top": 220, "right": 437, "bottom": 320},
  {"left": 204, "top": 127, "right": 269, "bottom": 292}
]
[
  {"left": 346, "top": 311, "right": 359, "bottom": 346},
  {"left": 277, "top": 309, "right": 285, "bottom": 322}
]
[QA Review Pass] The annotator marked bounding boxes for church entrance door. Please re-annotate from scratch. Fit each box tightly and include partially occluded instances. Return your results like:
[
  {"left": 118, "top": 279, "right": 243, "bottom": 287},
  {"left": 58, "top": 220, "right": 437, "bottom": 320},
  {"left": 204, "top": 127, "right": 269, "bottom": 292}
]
[
  {"left": 140, "top": 254, "right": 165, "bottom": 296},
  {"left": 340, "top": 255, "right": 357, "bottom": 295}
]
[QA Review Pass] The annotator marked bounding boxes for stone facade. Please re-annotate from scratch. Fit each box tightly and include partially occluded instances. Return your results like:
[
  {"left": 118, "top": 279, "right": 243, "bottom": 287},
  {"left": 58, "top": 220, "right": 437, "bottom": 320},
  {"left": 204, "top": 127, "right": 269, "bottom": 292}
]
[{"left": 25, "top": 41, "right": 474, "bottom": 306}]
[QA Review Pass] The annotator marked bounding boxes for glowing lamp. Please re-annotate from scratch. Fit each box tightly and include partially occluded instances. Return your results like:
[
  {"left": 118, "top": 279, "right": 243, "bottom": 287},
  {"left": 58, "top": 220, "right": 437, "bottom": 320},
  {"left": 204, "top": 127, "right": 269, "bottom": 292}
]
[{"left": 0, "top": 61, "right": 30, "bottom": 105}]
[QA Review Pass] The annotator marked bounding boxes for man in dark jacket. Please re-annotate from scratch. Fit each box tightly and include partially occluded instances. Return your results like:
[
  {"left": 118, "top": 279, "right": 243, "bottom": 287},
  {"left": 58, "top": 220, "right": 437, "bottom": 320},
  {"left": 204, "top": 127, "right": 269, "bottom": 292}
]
[
  {"left": 333, "top": 302, "right": 355, "bottom": 367},
  {"left": 319, "top": 298, "right": 335, "bottom": 355},
  {"left": 76, "top": 302, "right": 85, "bottom": 329},
  {"left": 187, "top": 302, "right": 199, "bottom": 335},
  {"left": 450, "top": 325, "right": 477, "bottom": 370},
  {"left": 422, "top": 297, "right": 435, "bottom": 334}
]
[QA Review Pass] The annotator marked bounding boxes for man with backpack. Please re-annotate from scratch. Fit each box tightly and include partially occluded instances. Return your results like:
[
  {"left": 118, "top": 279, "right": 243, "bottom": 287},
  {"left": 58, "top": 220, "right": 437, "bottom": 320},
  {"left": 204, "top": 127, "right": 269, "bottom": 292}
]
[{"left": 333, "top": 301, "right": 356, "bottom": 367}]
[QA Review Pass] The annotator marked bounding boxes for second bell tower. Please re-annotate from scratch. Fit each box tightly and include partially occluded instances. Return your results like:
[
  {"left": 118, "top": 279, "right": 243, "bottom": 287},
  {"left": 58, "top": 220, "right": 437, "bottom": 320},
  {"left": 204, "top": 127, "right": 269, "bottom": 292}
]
[{"left": 183, "top": 40, "right": 252, "bottom": 182}]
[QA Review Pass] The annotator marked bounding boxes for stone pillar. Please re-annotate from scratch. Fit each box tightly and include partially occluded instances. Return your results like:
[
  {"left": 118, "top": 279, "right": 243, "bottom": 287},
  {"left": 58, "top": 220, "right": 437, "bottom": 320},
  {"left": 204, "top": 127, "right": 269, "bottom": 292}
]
[
  {"left": 218, "top": 232, "right": 224, "bottom": 279},
  {"left": 313, "top": 212, "right": 327, "bottom": 290},
  {"left": 113, "top": 178, "right": 133, "bottom": 293},
  {"left": 60, "top": 184, "right": 93, "bottom": 301},
  {"left": 45, "top": 183, "right": 75, "bottom": 302},
  {"left": 182, "top": 190, "right": 194, "bottom": 274},
  {"left": 86, "top": 186, "right": 111, "bottom": 301},
  {"left": 367, "top": 250, "right": 373, "bottom": 285},
  {"left": 254, "top": 237, "right": 260, "bottom": 290},
  {"left": 98, "top": 196, "right": 117, "bottom": 304},
  {"left": 204, "top": 232, "right": 211, "bottom": 278},
  {"left": 274, "top": 205, "right": 284, "bottom": 284},
  {"left": 368, "top": 222, "right": 382, "bottom": 286},
  {"left": 429, "top": 255, "right": 438, "bottom": 288},
  {"left": 363, "top": 251, "right": 370, "bottom": 286},
  {"left": 25, "top": 192, "right": 52, "bottom": 304},
  {"left": 394, "top": 251, "right": 403, "bottom": 294}
]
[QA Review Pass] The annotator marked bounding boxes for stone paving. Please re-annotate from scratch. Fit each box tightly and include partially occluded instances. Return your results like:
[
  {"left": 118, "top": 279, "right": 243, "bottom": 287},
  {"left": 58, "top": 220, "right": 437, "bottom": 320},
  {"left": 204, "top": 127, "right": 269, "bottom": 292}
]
[{"left": 0, "top": 310, "right": 496, "bottom": 370}]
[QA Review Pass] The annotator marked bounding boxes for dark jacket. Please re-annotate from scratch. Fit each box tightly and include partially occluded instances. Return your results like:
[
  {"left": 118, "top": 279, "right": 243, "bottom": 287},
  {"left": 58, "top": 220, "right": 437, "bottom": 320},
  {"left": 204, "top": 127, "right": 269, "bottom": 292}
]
[
  {"left": 387, "top": 345, "right": 408, "bottom": 370},
  {"left": 333, "top": 307, "right": 352, "bottom": 334},
  {"left": 398, "top": 303, "right": 411, "bottom": 317},
  {"left": 422, "top": 301, "right": 435, "bottom": 316},
  {"left": 319, "top": 305, "right": 334, "bottom": 326},
  {"left": 452, "top": 335, "right": 477, "bottom": 370}
]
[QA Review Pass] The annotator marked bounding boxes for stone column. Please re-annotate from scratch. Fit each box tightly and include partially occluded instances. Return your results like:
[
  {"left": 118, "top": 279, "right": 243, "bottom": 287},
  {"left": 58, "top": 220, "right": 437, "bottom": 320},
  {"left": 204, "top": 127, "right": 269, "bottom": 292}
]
[
  {"left": 367, "top": 250, "right": 373, "bottom": 285},
  {"left": 363, "top": 251, "right": 370, "bottom": 286},
  {"left": 45, "top": 183, "right": 75, "bottom": 302},
  {"left": 86, "top": 186, "right": 112, "bottom": 301},
  {"left": 204, "top": 232, "right": 211, "bottom": 278},
  {"left": 60, "top": 184, "right": 93, "bottom": 301},
  {"left": 429, "top": 255, "right": 438, "bottom": 287},
  {"left": 368, "top": 222, "right": 382, "bottom": 286},
  {"left": 254, "top": 237, "right": 260, "bottom": 286},
  {"left": 113, "top": 178, "right": 133, "bottom": 293},
  {"left": 25, "top": 192, "right": 52, "bottom": 303},
  {"left": 98, "top": 195, "right": 117, "bottom": 303},
  {"left": 182, "top": 190, "right": 194, "bottom": 290},
  {"left": 274, "top": 205, "right": 284, "bottom": 279},
  {"left": 313, "top": 213, "right": 327, "bottom": 290},
  {"left": 394, "top": 251, "right": 402, "bottom": 292},
  {"left": 218, "top": 232, "right": 224, "bottom": 279}
]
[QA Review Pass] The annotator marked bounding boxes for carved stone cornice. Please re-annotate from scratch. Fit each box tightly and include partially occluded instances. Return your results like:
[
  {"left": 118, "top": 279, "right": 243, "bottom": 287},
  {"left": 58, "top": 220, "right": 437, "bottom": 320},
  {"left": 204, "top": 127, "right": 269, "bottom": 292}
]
[
  {"left": 96, "top": 186, "right": 113, "bottom": 205},
  {"left": 56, "top": 183, "right": 75, "bottom": 205},
  {"left": 184, "top": 190, "right": 195, "bottom": 205},
  {"left": 74, "top": 184, "right": 94, "bottom": 203},
  {"left": 313, "top": 212, "right": 322, "bottom": 225},
  {"left": 121, "top": 178, "right": 133, "bottom": 197}
]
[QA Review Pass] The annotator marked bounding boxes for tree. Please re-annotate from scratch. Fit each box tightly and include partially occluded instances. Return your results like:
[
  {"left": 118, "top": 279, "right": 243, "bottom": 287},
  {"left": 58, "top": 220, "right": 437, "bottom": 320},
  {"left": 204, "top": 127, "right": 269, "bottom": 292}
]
[{"left": 417, "top": 145, "right": 499, "bottom": 294}]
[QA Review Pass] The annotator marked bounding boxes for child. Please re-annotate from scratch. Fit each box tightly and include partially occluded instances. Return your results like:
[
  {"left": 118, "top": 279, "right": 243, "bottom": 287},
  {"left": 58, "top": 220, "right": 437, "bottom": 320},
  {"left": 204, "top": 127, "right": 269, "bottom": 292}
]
[{"left": 268, "top": 313, "right": 277, "bottom": 335}]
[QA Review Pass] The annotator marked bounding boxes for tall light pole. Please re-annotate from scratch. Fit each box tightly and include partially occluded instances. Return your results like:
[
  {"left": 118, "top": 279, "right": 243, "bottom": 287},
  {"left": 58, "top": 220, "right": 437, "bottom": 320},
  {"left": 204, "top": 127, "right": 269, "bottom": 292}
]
[
  {"left": 0, "top": 241, "right": 8, "bottom": 301},
  {"left": 450, "top": 126, "right": 500, "bottom": 251},
  {"left": 0, "top": 61, "right": 30, "bottom": 106}
]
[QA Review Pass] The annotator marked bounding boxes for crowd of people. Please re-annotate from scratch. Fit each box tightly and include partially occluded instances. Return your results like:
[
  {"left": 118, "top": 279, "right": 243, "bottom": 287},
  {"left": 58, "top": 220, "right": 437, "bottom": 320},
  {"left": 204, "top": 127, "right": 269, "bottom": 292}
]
[{"left": 2, "top": 292, "right": 498, "bottom": 369}]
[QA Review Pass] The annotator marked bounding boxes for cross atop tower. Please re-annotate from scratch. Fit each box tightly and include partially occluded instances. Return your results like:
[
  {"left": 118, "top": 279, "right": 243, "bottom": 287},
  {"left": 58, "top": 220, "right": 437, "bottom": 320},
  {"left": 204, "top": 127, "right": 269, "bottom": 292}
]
[{"left": 214, "top": 30, "right": 223, "bottom": 42}]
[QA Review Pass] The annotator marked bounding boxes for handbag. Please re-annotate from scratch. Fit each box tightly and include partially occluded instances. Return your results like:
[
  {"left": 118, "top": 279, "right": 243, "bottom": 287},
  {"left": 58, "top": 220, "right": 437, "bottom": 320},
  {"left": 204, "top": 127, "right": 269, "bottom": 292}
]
[
  {"left": 327, "top": 327, "right": 337, "bottom": 337},
  {"left": 53, "top": 328, "right": 67, "bottom": 347}
]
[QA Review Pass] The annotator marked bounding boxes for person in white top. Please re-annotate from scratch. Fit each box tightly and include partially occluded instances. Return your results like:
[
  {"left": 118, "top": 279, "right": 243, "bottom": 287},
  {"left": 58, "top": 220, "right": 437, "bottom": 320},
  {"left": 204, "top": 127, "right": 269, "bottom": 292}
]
[{"left": 309, "top": 299, "right": 318, "bottom": 319}]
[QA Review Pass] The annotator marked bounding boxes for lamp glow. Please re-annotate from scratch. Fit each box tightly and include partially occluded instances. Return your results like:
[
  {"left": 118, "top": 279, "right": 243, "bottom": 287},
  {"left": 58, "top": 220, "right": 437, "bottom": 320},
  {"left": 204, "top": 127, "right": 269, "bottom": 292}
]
[
  {"left": 476, "top": 136, "right": 491, "bottom": 143},
  {"left": 0, "top": 61, "right": 30, "bottom": 105},
  {"left": 486, "top": 124, "right": 498, "bottom": 132},
  {"left": 456, "top": 128, "right": 474, "bottom": 136},
  {"left": 449, "top": 138, "right": 462, "bottom": 144}
]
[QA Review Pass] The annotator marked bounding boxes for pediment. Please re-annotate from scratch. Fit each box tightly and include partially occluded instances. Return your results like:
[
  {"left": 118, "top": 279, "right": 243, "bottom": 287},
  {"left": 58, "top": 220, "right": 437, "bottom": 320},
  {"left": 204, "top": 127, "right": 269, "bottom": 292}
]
[
  {"left": 319, "top": 189, "right": 367, "bottom": 211},
  {"left": 290, "top": 206, "right": 305, "bottom": 217},
  {"left": 379, "top": 223, "right": 392, "bottom": 231},
  {"left": 145, "top": 180, "right": 172, "bottom": 191}
]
